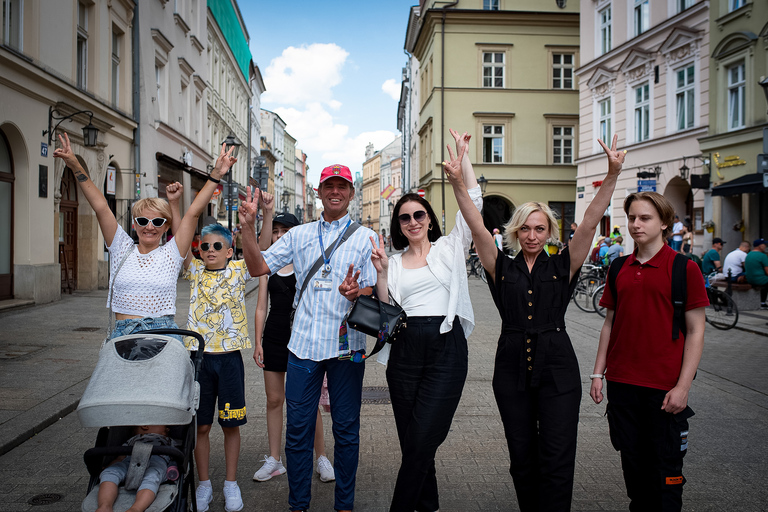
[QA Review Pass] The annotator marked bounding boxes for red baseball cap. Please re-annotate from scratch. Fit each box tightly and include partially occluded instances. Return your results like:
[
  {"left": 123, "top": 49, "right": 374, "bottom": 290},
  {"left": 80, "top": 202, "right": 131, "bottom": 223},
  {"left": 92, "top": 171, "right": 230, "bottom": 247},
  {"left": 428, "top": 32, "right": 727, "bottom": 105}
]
[{"left": 319, "top": 164, "right": 353, "bottom": 184}]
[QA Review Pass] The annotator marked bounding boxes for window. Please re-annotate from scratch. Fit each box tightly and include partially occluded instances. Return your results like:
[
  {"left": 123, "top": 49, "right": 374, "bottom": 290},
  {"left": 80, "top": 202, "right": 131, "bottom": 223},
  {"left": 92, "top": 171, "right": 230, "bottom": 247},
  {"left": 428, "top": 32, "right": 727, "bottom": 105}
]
[
  {"left": 155, "top": 62, "right": 167, "bottom": 121},
  {"left": 482, "top": 125, "right": 504, "bottom": 163},
  {"left": 675, "top": 65, "right": 695, "bottom": 131},
  {"left": 599, "top": 6, "right": 612, "bottom": 55},
  {"left": 483, "top": 0, "right": 499, "bottom": 10},
  {"left": 634, "top": 83, "right": 650, "bottom": 142},
  {"left": 633, "top": 0, "right": 649, "bottom": 37},
  {"left": 1, "top": 0, "right": 22, "bottom": 49},
  {"left": 728, "top": 0, "right": 745, "bottom": 11},
  {"left": 727, "top": 62, "right": 745, "bottom": 130},
  {"left": 77, "top": 1, "right": 88, "bottom": 89},
  {"left": 111, "top": 29, "right": 121, "bottom": 106},
  {"left": 678, "top": 0, "right": 695, "bottom": 11},
  {"left": 598, "top": 99, "right": 612, "bottom": 144},
  {"left": 553, "top": 54, "right": 574, "bottom": 89},
  {"left": 482, "top": 52, "right": 504, "bottom": 88},
  {"left": 553, "top": 127, "right": 573, "bottom": 164}
]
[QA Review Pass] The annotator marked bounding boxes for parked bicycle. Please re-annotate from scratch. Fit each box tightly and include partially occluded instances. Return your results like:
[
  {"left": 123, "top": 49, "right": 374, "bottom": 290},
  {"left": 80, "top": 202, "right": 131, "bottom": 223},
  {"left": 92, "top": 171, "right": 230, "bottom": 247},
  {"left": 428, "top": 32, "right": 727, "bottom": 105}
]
[
  {"left": 704, "top": 272, "right": 739, "bottom": 330},
  {"left": 466, "top": 251, "right": 487, "bottom": 283},
  {"left": 572, "top": 264, "right": 607, "bottom": 313}
]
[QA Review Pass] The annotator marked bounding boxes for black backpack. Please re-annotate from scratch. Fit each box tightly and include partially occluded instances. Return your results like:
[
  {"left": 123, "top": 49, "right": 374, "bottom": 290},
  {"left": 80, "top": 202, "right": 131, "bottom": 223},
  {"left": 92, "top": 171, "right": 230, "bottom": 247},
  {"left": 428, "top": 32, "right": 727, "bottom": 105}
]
[{"left": 607, "top": 253, "right": 688, "bottom": 340}]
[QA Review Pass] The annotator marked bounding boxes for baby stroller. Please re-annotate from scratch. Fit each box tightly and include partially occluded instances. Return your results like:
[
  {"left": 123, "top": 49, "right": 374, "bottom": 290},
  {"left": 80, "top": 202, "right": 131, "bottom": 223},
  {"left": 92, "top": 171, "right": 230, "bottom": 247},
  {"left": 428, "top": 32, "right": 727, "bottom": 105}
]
[{"left": 76, "top": 329, "right": 204, "bottom": 512}]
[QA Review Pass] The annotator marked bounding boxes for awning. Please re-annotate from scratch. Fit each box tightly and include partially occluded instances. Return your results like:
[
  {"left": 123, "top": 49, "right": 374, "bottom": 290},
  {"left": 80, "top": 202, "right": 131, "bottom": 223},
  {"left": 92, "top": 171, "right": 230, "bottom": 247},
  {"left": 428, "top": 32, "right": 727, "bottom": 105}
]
[
  {"left": 155, "top": 152, "right": 208, "bottom": 179},
  {"left": 711, "top": 173, "right": 766, "bottom": 197}
]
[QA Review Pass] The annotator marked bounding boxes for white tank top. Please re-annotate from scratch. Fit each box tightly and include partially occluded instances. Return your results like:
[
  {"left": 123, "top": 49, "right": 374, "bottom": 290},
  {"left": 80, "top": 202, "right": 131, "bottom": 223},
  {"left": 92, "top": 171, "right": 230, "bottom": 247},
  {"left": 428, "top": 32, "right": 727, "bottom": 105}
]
[{"left": 399, "top": 265, "right": 450, "bottom": 317}]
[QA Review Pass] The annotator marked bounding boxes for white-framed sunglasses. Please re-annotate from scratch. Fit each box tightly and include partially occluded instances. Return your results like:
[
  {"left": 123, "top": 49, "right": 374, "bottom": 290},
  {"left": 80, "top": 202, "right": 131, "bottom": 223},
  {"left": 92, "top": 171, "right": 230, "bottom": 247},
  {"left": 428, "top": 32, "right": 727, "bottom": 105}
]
[{"left": 134, "top": 217, "right": 168, "bottom": 228}]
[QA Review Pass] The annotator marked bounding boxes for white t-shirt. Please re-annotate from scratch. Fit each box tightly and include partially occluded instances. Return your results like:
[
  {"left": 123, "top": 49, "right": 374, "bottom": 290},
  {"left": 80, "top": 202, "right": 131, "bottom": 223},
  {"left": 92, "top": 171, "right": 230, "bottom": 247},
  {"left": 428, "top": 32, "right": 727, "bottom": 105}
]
[
  {"left": 494, "top": 233, "right": 503, "bottom": 249},
  {"left": 399, "top": 265, "right": 451, "bottom": 317},
  {"left": 672, "top": 221, "right": 684, "bottom": 242},
  {"left": 723, "top": 249, "right": 748, "bottom": 278}
]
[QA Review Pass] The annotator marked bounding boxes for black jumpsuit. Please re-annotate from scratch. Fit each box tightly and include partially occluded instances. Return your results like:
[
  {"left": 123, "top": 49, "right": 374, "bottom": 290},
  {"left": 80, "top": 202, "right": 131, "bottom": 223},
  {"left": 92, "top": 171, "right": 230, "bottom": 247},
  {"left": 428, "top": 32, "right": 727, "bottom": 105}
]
[{"left": 487, "top": 247, "right": 581, "bottom": 512}]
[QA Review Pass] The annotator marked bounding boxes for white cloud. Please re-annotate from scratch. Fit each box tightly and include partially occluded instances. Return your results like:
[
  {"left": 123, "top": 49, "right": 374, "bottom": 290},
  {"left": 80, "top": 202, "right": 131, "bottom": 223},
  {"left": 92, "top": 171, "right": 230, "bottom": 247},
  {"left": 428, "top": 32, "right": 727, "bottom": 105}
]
[
  {"left": 381, "top": 79, "right": 401, "bottom": 101},
  {"left": 262, "top": 43, "right": 349, "bottom": 107}
]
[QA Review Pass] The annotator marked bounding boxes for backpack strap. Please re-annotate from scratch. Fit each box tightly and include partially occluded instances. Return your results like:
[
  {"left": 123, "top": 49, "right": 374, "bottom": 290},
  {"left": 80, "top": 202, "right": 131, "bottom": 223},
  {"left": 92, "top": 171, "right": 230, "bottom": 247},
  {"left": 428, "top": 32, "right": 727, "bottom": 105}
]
[
  {"left": 607, "top": 255, "right": 629, "bottom": 313},
  {"left": 671, "top": 253, "right": 688, "bottom": 340}
]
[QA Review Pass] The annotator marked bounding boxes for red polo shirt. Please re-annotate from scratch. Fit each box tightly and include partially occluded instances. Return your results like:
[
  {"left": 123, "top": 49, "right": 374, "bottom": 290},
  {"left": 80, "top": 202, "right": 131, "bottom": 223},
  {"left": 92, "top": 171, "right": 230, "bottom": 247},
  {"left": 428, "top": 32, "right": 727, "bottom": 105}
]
[{"left": 599, "top": 244, "right": 708, "bottom": 391}]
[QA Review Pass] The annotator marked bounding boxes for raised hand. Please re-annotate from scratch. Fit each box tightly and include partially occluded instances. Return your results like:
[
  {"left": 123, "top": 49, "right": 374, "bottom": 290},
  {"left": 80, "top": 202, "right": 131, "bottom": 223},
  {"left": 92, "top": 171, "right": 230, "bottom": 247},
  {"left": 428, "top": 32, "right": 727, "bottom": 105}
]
[
  {"left": 212, "top": 143, "right": 238, "bottom": 177},
  {"left": 443, "top": 143, "right": 467, "bottom": 188},
  {"left": 597, "top": 134, "right": 626, "bottom": 176},
  {"left": 52, "top": 133, "right": 79, "bottom": 169},
  {"left": 370, "top": 235, "right": 388, "bottom": 275},
  {"left": 166, "top": 181, "right": 183, "bottom": 202},
  {"left": 238, "top": 186, "right": 260, "bottom": 226},
  {"left": 260, "top": 191, "right": 275, "bottom": 213},
  {"left": 449, "top": 128, "right": 471, "bottom": 157},
  {"left": 338, "top": 263, "right": 361, "bottom": 302}
]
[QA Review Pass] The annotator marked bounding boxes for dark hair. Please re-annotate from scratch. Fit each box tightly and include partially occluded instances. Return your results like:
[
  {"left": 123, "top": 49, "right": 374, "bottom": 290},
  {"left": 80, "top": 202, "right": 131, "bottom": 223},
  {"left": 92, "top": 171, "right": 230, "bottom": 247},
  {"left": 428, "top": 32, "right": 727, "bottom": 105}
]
[{"left": 390, "top": 193, "right": 442, "bottom": 250}]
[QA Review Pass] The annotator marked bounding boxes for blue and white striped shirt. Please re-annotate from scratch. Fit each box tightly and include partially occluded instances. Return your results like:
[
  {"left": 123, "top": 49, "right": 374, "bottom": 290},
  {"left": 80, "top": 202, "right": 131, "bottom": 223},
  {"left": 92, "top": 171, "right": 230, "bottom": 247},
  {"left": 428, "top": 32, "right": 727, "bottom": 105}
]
[{"left": 263, "top": 213, "right": 377, "bottom": 361}]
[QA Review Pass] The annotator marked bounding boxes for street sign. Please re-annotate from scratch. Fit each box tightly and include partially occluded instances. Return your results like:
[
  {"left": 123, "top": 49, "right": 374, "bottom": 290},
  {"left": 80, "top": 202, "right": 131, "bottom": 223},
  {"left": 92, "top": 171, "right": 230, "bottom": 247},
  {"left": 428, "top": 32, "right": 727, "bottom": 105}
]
[
  {"left": 417, "top": 189, "right": 425, "bottom": 197},
  {"left": 637, "top": 179, "right": 656, "bottom": 192},
  {"left": 41, "top": 142, "right": 48, "bottom": 157}
]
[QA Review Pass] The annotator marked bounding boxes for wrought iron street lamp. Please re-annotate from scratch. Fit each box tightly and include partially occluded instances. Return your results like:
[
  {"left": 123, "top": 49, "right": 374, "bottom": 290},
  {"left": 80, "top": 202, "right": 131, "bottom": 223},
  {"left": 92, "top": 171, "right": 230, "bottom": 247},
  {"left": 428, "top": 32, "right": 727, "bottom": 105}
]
[
  {"left": 221, "top": 134, "right": 241, "bottom": 232},
  {"left": 281, "top": 190, "right": 290, "bottom": 213},
  {"left": 679, "top": 159, "right": 690, "bottom": 181},
  {"left": 477, "top": 174, "right": 488, "bottom": 196},
  {"left": 43, "top": 107, "right": 99, "bottom": 147}
]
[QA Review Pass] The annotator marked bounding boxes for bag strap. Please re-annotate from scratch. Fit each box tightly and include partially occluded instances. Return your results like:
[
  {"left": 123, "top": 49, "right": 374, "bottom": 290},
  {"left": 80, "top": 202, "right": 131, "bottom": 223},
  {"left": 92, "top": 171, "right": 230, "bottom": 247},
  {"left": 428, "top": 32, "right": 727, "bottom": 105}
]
[
  {"left": 293, "top": 221, "right": 362, "bottom": 312},
  {"left": 607, "top": 255, "right": 629, "bottom": 330},
  {"left": 106, "top": 246, "right": 135, "bottom": 338},
  {"left": 671, "top": 253, "right": 688, "bottom": 340}
]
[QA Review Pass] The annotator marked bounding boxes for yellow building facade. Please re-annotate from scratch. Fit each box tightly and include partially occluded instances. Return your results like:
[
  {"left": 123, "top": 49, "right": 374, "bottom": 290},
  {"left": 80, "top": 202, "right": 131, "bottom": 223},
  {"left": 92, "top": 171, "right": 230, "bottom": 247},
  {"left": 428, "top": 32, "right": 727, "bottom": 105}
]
[{"left": 407, "top": 0, "right": 580, "bottom": 237}]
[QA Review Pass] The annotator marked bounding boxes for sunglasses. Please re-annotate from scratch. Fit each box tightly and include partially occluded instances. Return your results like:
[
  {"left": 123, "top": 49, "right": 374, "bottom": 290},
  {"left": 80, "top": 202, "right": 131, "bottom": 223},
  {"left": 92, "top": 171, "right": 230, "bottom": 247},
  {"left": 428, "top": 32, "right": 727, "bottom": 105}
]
[
  {"left": 200, "top": 242, "right": 225, "bottom": 252},
  {"left": 134, "top": 217, "right": 167, "bottom": 228},
  {"left": 398, "top": 210, "right": 428, "bottom": 224}
]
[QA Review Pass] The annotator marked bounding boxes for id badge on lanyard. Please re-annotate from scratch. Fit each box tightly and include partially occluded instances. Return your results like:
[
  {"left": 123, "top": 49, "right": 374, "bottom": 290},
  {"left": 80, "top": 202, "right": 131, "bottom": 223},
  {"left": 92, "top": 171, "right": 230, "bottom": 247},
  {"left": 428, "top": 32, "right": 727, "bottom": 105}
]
[{"left": 315, "top": 220, "right": 352, "bottom": 291}]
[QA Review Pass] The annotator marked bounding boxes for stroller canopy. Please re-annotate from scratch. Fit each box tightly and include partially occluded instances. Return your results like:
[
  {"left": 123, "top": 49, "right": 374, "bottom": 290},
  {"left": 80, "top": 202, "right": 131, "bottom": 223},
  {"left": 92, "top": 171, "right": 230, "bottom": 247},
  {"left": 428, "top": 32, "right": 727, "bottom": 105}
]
[{"left": 77, "top": 334, "right": 199, "bottom": 428}]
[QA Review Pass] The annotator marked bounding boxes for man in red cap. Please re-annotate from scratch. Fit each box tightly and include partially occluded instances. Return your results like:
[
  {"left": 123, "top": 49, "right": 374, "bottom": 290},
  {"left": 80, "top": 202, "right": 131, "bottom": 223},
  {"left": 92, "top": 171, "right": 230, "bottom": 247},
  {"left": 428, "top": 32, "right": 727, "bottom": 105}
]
[{"left": 238, "top": 164, "right": 377, "bottom": 512}]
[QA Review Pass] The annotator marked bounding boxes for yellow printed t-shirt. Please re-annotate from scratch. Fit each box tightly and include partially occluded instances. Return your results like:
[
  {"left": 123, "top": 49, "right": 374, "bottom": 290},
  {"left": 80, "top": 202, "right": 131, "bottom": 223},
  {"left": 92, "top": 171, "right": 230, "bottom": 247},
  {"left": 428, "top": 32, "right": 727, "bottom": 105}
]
[{"left": 184, "top": 259, "right": 252, "bottom": 352}]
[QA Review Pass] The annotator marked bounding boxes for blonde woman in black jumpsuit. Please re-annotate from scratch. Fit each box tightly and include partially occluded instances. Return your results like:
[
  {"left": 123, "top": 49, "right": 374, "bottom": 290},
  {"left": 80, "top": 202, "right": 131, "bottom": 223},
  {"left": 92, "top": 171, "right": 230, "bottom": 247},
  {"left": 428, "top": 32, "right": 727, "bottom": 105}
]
[{"left": 443, "top": 135, "right": 626, "bottom": 511}]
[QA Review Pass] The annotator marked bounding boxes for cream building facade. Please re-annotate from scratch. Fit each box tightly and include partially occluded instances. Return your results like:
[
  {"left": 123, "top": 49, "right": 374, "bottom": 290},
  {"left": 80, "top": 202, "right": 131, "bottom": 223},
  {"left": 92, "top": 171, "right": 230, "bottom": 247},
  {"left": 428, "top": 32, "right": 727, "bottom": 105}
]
[
  {"left": 407, "top": 0, "right": 580, "bottom": 236},
  {"left": 362, "top": 143, "right": 381, "bottom": 232},
  {"left": 1, "top": 0, "right": 136, "bottom": 303},
  {"left": 575, "top": 0, "right": 710, "bottom": 255}
]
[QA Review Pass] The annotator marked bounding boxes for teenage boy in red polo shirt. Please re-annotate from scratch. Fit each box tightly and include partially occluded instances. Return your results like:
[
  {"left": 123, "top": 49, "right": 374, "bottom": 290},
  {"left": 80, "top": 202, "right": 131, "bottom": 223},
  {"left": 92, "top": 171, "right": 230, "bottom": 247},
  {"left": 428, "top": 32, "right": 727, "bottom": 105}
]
[{"left": 590, "top": 191, "right": 708, "bottom": 511}]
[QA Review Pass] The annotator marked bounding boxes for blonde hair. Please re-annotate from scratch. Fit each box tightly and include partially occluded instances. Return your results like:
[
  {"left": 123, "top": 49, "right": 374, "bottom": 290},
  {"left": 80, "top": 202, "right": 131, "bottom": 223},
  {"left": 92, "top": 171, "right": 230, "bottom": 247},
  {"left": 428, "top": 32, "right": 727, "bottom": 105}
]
[
  {"left": 502, "top": 201, "right": 560, "bottom": 250},
  {"left": 623, "top": 192, "right": 674, "bottom": 239},
  {"left": 132, "top": 197, "right": 173, "bottom": 223}
]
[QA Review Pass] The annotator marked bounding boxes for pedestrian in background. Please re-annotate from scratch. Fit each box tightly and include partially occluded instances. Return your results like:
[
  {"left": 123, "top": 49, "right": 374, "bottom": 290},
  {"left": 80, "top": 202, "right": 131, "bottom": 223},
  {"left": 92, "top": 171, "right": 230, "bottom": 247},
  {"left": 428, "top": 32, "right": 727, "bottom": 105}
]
[
  {"left": 702, "top": 238, "right": 725, "bottom": 275},
  {"left": 604, "top": 236, "right": 624, "bottom": 265},
  {"left": 252, "top": 201, "right": 335, "bottom": 485},
  {"left": 444, "top": 134, "right": 627, "bottom": 511},
  {"left": 238, "top": 164, "right": 376, "bottom": 512},
  {"left": 494, "top": 228, "right": 503, "bottom": 250},
  {"left": 53, "top": 133, "right": 236, "bottom": 340},
  {"left": 670, "top": 216, "right": 684, "bottom": 251},
  {"left": 744, "top": 238, "right": 768, "bottom": 309},
  {"left": 590, "top": 191, "right": 707, "bottom": 511},
  {"left": 722, "top": 241, "right": 750, "bottom": 282},
  {"left": 368, "top": 128, "right": 480, "bottom": 512}
]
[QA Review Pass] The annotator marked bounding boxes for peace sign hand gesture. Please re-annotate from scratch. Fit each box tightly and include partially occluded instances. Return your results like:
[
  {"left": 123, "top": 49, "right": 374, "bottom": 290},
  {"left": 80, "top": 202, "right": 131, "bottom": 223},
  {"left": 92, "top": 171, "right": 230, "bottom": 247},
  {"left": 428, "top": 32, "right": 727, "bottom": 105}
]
[
  {"left": 212, "top": 143, "right": 238, "bottom": 178},
  {"left": 238, "top": 186, "right": 260, "bottom": 226},
  {"left": 52, "top": 133, "right": 79, "bottom": 168},
  {"left": 370, "top": 235, "right": 388, "bottom": 275},
  {"left": 597, "top": 134, "right": 626, "bottom": 176},
  {"left": 443, "top": 143, "right": 467, "bottom": 188},
  {"left": 338, "top": 264, "right": 362, "bottom": 302}
]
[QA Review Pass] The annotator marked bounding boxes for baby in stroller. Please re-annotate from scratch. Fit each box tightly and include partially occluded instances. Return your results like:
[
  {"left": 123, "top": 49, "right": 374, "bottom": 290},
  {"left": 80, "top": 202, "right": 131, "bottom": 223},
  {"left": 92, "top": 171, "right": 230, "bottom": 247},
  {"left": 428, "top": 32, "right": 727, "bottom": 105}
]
[{"left": 96, "top": 425, "right": 176, "bottom": 512}]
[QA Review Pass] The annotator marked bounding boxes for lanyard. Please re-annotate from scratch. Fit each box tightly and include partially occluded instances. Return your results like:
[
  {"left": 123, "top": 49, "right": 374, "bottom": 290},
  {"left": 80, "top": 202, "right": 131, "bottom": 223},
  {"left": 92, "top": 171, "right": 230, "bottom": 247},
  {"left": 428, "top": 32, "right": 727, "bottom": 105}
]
[{"left": 318, "top": 219, "right": 352, "bottom": 275}]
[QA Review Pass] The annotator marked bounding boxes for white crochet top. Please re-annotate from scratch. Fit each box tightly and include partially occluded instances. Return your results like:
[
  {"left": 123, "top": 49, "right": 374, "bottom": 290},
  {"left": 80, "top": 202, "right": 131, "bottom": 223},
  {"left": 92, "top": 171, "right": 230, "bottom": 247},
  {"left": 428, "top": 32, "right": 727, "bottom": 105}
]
[{"left": 107, "top": 226, "right": 184, "bottom": 317}]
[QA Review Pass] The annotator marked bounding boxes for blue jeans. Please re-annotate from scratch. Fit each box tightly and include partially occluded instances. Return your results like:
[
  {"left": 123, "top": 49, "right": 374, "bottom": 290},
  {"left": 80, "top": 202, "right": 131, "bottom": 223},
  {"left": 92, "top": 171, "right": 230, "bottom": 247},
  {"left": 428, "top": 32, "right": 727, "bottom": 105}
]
[
  {"left": 110, "top": 315, "right": 181, "bottom": 342},
  {"left": 285, "top": 352, "right": 365, "bottom": 511},
  {"left": 670, "top": 240, "right": 682, "bottom": 251}
]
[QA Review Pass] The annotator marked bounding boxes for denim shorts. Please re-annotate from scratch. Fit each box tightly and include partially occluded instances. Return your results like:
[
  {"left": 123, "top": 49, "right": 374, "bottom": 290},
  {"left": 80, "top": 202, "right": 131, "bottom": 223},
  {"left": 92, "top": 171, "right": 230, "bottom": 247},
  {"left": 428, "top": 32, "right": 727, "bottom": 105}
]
[{"left": 110, "top": 315, "right": 182, "bottom": 342}]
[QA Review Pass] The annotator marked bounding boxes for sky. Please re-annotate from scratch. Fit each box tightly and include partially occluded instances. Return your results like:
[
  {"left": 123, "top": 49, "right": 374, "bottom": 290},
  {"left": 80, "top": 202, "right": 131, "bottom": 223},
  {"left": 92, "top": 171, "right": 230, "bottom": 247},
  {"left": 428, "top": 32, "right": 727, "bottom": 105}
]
[{"left": 239, "top": 1, "right": 416, "bottom": 187}]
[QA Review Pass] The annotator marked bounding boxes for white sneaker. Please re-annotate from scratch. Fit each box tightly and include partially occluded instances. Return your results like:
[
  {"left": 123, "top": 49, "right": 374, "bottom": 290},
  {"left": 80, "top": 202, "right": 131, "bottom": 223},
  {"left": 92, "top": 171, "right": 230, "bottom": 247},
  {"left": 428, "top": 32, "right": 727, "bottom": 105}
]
[
  {"left": 252, "top": 455, "right": 286, "bottom": 482},
  {"left": 223, "top": 482, "right": 243, "bottom": 512},
  {"left": 195, "top": 484, "right": 213, "bottom": 512},
  {"left": 316, "top": 455, "right": 335, "bottom": 482}
]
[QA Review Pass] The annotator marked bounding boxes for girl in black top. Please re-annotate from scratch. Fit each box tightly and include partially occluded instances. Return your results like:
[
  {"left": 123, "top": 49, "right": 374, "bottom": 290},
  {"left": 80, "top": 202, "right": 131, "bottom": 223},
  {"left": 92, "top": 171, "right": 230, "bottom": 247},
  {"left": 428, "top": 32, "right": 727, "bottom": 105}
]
[
  {"left": 252, "top": 205, "right": 335, "bottom": 483},
  {"left": 443, "top": 134, "right": 625, "bottom": 511}
]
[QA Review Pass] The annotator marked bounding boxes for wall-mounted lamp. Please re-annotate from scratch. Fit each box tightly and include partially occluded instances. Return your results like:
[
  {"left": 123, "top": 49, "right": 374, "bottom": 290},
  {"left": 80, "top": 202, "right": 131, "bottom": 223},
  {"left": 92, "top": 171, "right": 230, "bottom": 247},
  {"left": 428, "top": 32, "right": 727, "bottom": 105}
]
[
  {"left": 477, "top": 174, "right": 488, "bottom": 195},
  {"left": 43, "top": 106, "right": 99, "bottom": 147},
  {"left": 759, "top": 76, "right": 768, "bottom": 114},
  {"left": 679, "top": 159, "right": 690, "bottom": 181}
]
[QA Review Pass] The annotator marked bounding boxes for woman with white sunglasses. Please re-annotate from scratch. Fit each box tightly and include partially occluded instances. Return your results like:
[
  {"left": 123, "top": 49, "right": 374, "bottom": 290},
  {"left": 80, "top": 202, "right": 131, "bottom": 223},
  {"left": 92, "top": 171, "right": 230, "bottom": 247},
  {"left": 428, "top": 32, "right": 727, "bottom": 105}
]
[{"left": 53, "top": 132, "right": 236, "bottom": 339}]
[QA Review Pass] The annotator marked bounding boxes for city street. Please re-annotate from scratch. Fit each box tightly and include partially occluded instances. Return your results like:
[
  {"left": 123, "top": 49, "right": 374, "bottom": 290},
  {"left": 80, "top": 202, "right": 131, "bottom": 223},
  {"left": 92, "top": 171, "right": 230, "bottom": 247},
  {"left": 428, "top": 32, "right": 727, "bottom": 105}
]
[{"left": 1, "top": 277, "right": 767, "bottom": 511}]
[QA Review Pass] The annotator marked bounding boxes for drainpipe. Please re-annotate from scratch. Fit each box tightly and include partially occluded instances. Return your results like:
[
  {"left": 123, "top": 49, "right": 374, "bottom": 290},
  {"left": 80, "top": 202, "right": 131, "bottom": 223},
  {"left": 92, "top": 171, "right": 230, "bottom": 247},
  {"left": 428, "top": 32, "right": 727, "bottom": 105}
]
[
  {"left": 440, "top": 0, "right": 458, "bottom": 233},
  {"left": 131, "top": 0, "right": 140, "bottom": 229}
]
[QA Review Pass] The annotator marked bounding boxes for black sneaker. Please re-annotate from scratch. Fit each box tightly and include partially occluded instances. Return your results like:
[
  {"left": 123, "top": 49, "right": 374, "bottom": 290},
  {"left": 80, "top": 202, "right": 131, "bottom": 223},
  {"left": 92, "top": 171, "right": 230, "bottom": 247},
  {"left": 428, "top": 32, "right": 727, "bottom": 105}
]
[{"left": 761, "top": 303, "right": 768, "bottom": 310}]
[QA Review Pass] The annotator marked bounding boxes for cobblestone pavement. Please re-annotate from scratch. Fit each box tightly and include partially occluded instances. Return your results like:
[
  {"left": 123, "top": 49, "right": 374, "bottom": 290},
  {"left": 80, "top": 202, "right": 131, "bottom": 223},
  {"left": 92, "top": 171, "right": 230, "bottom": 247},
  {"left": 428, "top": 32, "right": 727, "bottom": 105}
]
[{"left": 1, "top": 277, "right": 767, "bottom": 511}]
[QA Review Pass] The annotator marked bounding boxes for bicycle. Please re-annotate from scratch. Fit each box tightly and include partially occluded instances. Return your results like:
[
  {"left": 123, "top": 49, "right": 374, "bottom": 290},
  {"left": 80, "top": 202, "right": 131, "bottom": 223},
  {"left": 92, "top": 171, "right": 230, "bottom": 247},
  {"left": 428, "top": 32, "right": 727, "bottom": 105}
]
[
  {"left": 704, "top": 272, "right": 739, "bottom": 330},
  {"left": 592, "top": 283, "right": 607, "bottom": 317},
  {"left": 572, "top": 264, "right": 607, "bottom": 313},
  {"left": 466, "top": 251, "right": 488, "bottom": 283}
]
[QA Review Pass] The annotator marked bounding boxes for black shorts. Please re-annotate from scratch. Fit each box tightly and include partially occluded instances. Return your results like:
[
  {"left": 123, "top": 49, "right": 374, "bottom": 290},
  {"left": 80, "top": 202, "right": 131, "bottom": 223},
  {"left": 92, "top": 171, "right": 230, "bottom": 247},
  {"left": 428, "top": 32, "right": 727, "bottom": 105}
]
[{"left": 197, "top": 351, "right": 247, "bottom": 427}]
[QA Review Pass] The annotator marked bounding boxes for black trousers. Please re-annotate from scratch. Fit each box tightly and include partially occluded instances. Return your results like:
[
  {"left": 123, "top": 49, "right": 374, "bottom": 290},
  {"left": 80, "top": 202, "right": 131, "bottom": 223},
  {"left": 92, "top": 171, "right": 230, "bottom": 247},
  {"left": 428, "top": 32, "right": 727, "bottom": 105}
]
[
  {"left": 492, "top": 339, "right": 581, "bottom": 512},
  {"left": 606, "top": 381, "right": 694, "bottom": 512},
  {"left": 386, "top": 316, "right": 468, "bottom": 512}
]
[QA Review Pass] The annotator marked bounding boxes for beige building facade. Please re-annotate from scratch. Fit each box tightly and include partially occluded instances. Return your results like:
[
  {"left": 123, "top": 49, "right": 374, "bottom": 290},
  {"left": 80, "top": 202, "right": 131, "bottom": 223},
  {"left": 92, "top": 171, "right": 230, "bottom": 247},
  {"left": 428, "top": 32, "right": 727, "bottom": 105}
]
[
  {"left": 575, "top": 0, "right": 710, "bottom": 255},
  {"left": 0, "top": 0, "right": 136, "bottom": 303},
  {"left": 407, "top": 0, "right": 580, "bottom": 236},
  {"left": 362, "top": 143, "right": 381, "bottom": 232}
]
